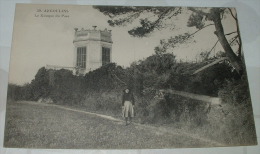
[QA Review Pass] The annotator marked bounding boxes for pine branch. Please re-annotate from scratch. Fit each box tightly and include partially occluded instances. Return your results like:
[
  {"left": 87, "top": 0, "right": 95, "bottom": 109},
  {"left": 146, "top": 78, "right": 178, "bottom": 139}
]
[
  {"left": 167, "top": 7, "right": 182, "bottom": 19},
  {"left": 189, "top": 24, "right": 214, "bottom": 37},
  {"left": 225, "top": 31, "right": 237, "bottom": 36},
  {"left": 152, "top": 8, "right": 172, "bottom": 28},
  {"left": 228, "top": 9, "right": 242, "bottom": 58},
  {"left": 229, "top": 35, "right": 239, "bottom": 45},
  {"left": 228, "top": 8, "right": 237, "bottom": 21},
  {"left": 208, "top": 40, "right": 219, "bottom": 55}
]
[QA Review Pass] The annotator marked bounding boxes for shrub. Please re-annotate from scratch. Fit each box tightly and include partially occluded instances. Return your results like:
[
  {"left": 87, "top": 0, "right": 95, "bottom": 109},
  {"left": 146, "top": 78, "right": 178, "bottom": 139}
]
[
  {"left": 214, "top": 76, "right": 257, "bottom": 144},
  {"left": 82, "top": 90, "right": 123, "bottom": 116}
]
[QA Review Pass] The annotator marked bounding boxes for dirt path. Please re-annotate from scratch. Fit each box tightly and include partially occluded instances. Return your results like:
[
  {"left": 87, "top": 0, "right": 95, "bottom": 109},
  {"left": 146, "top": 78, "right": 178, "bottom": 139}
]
[{"left": 19, "top": 101, "right": 224, "bottom": 147}]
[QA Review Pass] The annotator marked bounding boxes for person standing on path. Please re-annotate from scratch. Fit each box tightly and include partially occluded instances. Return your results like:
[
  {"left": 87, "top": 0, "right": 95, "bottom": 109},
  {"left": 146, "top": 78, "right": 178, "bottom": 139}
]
[{"left": 122, "top": 88, "right": 135, "bottom": 126}]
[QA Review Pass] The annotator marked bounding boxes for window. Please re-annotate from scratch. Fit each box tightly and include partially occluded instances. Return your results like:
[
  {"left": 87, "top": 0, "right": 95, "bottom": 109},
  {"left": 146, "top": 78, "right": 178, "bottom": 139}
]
[
  {"left": 102, "top": 47, "right": 110, "bottom": 65},
  {"left": 76, "top": 47, "right": 86, "bottom": 68}
]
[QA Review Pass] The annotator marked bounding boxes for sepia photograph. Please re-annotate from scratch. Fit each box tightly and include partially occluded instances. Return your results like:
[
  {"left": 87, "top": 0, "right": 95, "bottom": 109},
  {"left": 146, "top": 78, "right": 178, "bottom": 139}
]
[{"left": 4, "top": 3, "right": 257, "bottom": 149}]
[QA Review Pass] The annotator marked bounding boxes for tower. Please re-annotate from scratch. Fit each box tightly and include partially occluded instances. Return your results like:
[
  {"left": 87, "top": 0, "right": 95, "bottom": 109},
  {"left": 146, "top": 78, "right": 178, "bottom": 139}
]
[{"left": 73, "top": 26, "right": 113, "bottom": 74}]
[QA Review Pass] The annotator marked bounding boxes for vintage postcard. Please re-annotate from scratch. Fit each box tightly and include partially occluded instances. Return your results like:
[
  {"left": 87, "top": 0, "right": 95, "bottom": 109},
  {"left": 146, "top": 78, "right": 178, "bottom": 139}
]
[{"left": 4, "top": 3, "right": 257, "bottom": 149}]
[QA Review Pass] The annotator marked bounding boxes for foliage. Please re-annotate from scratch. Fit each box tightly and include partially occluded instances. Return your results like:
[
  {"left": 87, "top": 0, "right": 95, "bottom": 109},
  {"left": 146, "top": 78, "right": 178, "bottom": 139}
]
[
  {"left": 7, "top": 84, "right": 23, "bottom": 101},
  {"left": 49, "top": 69, "right": 85, "bottom": 105},
  {"left": 5, "top": 6, "right": 255, "bottom": 143},
  {"left": 82, "top": 90, "right": 122, "bottom": 116},
  {"left": 84, "top": 63, "right": 126, "bottom": 92},
  {"left": 30, "top": 67, "right": 52, "bottom": 100},
  {"left": 7, "top": 67, "right": 51, "bottom": 101},
  {"left": 186, "top": 62, "right": 237, "bottom": 96},
  {"left": 6, "top": 51, "right": 256, "bottom": 145},
  {"left": 218, "top": 75, "right": 251, "bottom": 105},
  {"left": 94, "top": 6, "right": 181, "bottom": 37},
  {"left": 8, "top": 51, "right": 239, "bottom": 105},
  {"left": 154, "top": 33, "right": 194, "bottom": 53},
  {"left": 205, "top": 102, "right": 257, "bottom": 145},
  {"left": 94, "top": 6, "right": 243, "bottom": 74},
  {"left": 187, "top": 12, "right": 205, "bottom": 29}
]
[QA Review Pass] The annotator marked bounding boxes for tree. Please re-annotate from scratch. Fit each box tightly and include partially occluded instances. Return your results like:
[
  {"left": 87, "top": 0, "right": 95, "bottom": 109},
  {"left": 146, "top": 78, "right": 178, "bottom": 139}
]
[
  {"left": 30, "top": 67, "right": 51, "bottom": 100},
  {"left": 94, "top": 6, "right": 243, "bottom": 74}
]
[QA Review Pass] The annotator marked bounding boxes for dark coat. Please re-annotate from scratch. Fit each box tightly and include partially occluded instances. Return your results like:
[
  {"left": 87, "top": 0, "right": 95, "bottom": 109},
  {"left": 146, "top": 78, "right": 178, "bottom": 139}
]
[{"left": 122, "top": 92, "right": 135, "bottom": 106}]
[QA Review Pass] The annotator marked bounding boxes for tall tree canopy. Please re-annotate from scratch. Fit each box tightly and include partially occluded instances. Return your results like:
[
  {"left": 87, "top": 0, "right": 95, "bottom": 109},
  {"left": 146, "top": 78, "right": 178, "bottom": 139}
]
[{"left": 94, "top": 6, "right": 243, "bottom": 74}]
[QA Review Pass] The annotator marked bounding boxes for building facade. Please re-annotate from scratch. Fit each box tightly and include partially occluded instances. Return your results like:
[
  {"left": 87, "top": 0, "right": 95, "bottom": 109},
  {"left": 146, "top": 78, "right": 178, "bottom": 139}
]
[{"left": 73, "top": 26, "right": 113, "bottom": 74}]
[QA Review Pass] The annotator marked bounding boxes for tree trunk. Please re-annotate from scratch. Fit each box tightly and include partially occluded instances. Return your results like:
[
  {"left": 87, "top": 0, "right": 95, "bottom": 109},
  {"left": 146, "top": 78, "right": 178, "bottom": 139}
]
[{"left": 212, "top": 10, "right": 243, "bottom": 75}]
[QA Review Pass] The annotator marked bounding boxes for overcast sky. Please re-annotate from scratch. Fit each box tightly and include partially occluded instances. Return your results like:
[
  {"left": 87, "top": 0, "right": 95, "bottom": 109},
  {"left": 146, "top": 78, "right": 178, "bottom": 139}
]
[{"left": 9, "top": 4, "right": 237, "bottom": 85}]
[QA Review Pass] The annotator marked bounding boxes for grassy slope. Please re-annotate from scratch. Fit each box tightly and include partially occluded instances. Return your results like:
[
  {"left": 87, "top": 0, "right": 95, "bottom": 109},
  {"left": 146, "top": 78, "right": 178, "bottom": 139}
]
[{"left": 4, "top": 101, "right": 212, "bottom": 149}]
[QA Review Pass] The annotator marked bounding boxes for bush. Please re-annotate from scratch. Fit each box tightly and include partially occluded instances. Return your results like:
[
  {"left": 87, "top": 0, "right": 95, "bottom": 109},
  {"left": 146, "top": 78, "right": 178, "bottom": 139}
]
[
  {"left": 213, "top": 76, "right": 257, "bottom": 144},
  {"left": 82, "top": 90, "right": 123, "bottom": 116},
  {"left": 7, "top": 84, "right": 23, "bottom": 101},
  {"left": 134, "top": 93, "right": 209, "bottom": 126},
  {"left": 7, "top": 53, "right": 257, "bottom": 145},
  {"left": 49, "top": 69, "right": 85, "bottom": 105},
  {"left": 218, "top": 76, "right": 251, "bottom": 105},
  {"left": 204, "top": 101, "right": 256, "bottom": 145}
]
